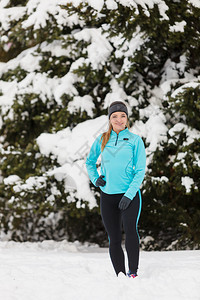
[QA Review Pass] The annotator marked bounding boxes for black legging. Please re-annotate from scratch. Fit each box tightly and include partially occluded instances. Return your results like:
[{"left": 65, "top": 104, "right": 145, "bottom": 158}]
[{"left": 100, "top": 190, "right": 141, "bottom": 276}]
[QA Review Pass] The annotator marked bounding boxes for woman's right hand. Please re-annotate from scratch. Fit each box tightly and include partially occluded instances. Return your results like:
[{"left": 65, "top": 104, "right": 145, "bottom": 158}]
[{"left": 95, "top": 175, "right": 106, "bottom": 187}]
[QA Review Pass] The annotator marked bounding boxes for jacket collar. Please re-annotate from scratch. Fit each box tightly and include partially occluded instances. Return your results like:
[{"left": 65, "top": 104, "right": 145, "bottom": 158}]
[{"left": 111, "top": 127, "right": 129, "bottom": 137}]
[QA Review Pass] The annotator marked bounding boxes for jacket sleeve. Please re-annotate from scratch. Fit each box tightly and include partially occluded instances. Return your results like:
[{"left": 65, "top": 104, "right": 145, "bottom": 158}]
[
  {"left": 124, "top": 136, "right": 146, "bottom": 200},
  {"left": 85, "top": 135, "right": 102, "bottom": 187}
]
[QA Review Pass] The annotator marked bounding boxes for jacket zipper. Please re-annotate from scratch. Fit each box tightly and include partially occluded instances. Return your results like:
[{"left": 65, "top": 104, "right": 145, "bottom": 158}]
[{"left": 115, "top": 134, "right": 119, "bottom": 146}]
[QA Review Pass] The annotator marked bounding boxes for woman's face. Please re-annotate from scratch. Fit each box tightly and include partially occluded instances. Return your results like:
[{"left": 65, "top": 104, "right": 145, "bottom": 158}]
[{"left": 110, "top": 111, "right": 127, "bottom": 133}]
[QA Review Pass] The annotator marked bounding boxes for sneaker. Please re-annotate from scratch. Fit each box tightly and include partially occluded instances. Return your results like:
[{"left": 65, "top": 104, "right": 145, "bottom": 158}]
[{"left": 127, "top": 270, "right": 138, "bottom": 278}]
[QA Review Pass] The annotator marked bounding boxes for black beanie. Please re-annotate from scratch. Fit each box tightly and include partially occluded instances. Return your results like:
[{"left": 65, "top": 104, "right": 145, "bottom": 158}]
[{"left": 108, "top": 101, "right": 128, "bottom": 119}]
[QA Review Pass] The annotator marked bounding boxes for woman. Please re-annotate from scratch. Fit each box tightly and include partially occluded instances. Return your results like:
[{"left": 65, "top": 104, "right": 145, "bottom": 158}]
[{"left": 85, "top": 101, "right": 146, "bottom": 278}]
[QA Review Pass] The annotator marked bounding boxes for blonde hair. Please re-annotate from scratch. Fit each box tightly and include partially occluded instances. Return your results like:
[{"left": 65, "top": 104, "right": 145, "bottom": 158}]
[{"left": 100, "top": 101, "right": 130, "bottom": 152}]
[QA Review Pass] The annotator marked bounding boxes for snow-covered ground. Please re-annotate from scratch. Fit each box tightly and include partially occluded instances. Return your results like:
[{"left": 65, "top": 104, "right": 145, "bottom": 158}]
[{"left": 0, "top": 241, "right": 199, "bottom": 300}]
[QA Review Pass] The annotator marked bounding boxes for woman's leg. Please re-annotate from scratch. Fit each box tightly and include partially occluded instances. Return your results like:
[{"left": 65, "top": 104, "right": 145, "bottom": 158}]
[
  {"left": 122, "top": 191, "right": 141, "bottom": 275},
  {"left": 100, "top": 191, "right": 125, "bottom": 275}
]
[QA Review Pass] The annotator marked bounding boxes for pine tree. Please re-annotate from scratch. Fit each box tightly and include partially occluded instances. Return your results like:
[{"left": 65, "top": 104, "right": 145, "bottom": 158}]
[
  {"left": 141, "top": 0, "right": 200, "bottom": 249},
  {"left": 0, "top": 0, "right": 106, "bottom": 242}
]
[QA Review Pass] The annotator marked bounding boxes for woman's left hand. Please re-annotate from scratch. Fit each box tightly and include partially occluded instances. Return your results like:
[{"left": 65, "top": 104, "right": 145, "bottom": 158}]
[{"left": 118, "top": 196, "right": 132, "bottom": 210}]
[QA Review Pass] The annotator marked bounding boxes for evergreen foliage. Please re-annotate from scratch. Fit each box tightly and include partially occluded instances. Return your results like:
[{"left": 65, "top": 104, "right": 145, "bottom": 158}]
[{"left": 142, "top": 84, "right": 200, "bottom": 249}]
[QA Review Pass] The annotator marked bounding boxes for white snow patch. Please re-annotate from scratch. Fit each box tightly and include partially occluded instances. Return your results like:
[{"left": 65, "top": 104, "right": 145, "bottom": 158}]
[
  {"left": 106, "top": 0, "right": 118, "bottom": 9},
  {"left": 67, "top": 95, "right": 95, "bottom": 117},
  {"left": 103, "top": 78, "right": 129, "bottom": 109},
  {"left": 13, "top": 176, "right": 47, "bottom": 193},
  {"left": 73, "top": 28, "right": 113, "bottom": 69},
  {"left": 87, "top": 0, "right": 104, "bottom": 11},
  {"left": 181, "top": 176, "right": 194, "bottom": 193},
  {"left": 168, "top": 123, "right": 199, "bottom": 147},
  {"left": 169, "top": 21, "right": 186, "bottom": 33},
  {"left": 188, "top": 0, "right": 200, "bottom": 8},
  {"left": 3, "top": 175, "right": 21, "bottom": 185},
  {"left": 0, "top": 0, "right": 10, "bottom": 9},
  {"left": 133, "top": 108, "right": 168, "bottom": 153},
  {"left": 151, "top": 176, "right": 169, "bottom": 183},
  {"left": 0, "top": 241, "right": 199, "bottom": 300},
  {"left": 0, "top": 7, "right": 26, "bottom": 31}
]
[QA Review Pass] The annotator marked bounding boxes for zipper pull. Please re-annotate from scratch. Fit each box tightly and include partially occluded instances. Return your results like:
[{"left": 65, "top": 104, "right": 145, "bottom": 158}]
[{"left": 115, "top": 134, "right": 119, "bottom": 146}]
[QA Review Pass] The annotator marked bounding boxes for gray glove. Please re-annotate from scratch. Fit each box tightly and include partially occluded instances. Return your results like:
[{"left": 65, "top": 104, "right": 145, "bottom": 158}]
[
  {"left": 118, "top": 196, "right": 132, "bottom": 210},
  {"left": 95, "top": 175, "right": 106, "bottom": 187}
]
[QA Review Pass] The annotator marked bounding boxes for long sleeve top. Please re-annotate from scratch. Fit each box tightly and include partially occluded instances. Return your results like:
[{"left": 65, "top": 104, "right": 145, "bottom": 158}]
[{"left": 85, "top": 127, "right": 146, "bottom": 200}]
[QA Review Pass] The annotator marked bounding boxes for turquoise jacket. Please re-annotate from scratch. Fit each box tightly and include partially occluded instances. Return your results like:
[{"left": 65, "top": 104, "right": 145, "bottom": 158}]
[{"left": 85, "top": 127, "right": 146, "bottom": 200}]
